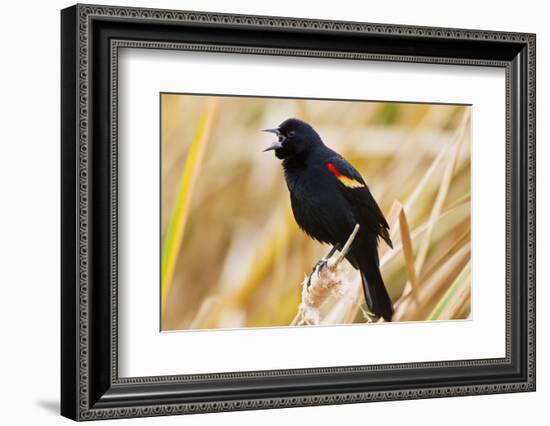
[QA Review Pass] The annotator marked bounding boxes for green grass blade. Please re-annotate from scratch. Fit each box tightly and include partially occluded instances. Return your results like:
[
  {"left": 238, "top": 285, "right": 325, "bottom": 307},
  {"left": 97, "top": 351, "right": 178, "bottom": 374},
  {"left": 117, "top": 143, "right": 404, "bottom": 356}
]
[{"left": 161, "top": 100, "right": 217, "bottom": 316}]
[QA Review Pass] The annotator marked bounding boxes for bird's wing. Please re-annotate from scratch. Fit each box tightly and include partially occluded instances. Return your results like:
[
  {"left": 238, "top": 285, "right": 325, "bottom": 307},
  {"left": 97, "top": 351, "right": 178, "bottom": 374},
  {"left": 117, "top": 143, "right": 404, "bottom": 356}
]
[{"left": 325, "top": 156, "right": 392, "bottom": 248}]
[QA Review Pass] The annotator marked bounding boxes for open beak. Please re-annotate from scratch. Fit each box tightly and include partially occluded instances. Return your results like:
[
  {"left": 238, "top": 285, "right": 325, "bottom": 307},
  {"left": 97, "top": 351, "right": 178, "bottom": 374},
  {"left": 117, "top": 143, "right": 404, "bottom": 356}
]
[{"left": 262, "top": 128, "right": 284, "bottom": 152}]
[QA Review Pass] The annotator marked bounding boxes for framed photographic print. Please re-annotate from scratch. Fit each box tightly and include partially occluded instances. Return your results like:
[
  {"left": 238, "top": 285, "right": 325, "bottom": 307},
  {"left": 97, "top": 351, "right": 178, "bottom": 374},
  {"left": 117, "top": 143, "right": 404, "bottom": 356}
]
[{"left": 61, "top": 4, "right": 536, "bottom": 421}]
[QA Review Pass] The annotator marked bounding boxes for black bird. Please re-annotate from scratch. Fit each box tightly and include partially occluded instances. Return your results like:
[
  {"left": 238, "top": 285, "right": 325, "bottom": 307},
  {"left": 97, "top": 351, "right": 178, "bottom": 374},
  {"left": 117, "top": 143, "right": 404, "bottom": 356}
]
[{"left": 263, "top": 118, "right": 394, "bottom": 321}]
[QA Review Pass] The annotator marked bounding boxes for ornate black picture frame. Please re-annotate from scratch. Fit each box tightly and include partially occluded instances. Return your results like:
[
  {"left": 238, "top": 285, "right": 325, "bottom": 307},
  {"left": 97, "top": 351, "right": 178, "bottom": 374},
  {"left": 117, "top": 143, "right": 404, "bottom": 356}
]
[{"left": 61, "top": 4, "right": 536, "bottom": 421}]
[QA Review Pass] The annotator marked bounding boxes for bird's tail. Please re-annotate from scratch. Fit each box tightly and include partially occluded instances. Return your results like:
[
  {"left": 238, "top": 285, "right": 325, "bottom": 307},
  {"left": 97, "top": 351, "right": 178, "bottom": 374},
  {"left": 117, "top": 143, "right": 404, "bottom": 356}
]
[{"left": 360, "top": 262, "right": 393, "bottom": 322}]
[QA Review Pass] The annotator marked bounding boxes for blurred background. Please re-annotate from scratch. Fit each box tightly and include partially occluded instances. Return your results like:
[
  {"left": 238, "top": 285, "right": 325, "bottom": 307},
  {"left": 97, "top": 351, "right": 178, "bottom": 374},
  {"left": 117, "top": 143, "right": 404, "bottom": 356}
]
[{"left": 161, "top": 94, "right": 471, "bottom": 331}]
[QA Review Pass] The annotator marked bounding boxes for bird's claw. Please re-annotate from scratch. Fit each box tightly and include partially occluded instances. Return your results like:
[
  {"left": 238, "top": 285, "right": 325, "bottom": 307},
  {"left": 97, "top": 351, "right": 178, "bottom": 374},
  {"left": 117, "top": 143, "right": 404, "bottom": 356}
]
[
  {"left": 314, "top": 259, "right": 329, "bottom": 277},
  {"left": 306, "top": 259, "right": 329, "bottom": 291},
  {"left": 306, "top": 275, "right": 312, "bottom": 290}
]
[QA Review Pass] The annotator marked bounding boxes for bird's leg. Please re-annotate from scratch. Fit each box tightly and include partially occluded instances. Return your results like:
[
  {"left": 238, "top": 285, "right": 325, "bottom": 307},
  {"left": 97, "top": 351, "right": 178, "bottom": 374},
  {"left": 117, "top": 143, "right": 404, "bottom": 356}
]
[
  {"left": 314, "top": 244, "right": 342, "bottom": 274},
  {"left": 323, "top": 244, "right": 341, "bottom": 261},
  {"left": 306, "top": 244, "right": 342, "bottom": 289}
]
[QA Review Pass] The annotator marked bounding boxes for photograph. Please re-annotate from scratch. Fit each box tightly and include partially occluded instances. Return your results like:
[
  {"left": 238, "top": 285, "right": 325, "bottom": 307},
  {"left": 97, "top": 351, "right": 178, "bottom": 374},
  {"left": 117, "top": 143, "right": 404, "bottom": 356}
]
[{"left": 160, "top": 94, "right": 472, "bottom": 331}]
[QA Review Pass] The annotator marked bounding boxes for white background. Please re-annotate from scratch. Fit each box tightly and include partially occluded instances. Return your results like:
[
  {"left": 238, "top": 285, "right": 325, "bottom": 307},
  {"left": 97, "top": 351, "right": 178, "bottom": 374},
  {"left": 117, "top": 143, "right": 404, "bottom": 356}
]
[
  {"left": 0, "top": 0, "right": 546, "bottom": 425},
  {"left": 119, "top": 50, "right": 505, "bottom": 376}
]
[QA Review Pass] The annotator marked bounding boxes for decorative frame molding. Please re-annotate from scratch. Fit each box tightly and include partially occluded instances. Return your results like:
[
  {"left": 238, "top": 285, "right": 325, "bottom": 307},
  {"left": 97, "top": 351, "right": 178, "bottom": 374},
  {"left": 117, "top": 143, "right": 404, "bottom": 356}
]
[{"left": 61, "top": 4, "right": 535, "bottom": 421}]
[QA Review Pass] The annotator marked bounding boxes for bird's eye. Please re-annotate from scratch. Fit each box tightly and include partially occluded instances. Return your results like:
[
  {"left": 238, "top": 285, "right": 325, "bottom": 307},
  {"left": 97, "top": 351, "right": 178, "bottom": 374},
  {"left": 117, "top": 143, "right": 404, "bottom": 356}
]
[{"left": 287, "top": 130, "right": 296, "bottom": 138}]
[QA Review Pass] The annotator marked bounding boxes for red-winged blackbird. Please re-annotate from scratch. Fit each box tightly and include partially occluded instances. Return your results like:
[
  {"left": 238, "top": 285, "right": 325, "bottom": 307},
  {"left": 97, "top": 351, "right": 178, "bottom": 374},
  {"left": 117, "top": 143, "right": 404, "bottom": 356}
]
[{"left": 263, "top": 118, "right": 394, "bottom": 321}]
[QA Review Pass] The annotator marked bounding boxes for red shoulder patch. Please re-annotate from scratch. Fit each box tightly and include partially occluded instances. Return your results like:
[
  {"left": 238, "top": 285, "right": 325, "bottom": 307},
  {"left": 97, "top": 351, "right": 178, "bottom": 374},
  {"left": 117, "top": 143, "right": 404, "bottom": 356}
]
[
  {"left": 326, "top": 161, "right": 365, "bottom": 189},
  {"left": 326, "top": 162, "right": 342, "bottom": 177}
]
